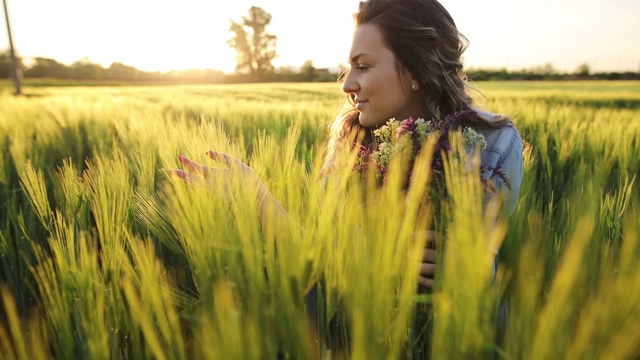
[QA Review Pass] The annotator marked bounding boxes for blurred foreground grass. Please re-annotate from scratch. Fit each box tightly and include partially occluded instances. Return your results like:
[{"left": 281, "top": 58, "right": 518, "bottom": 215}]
[{"left": 0, "top": 81, "right": 639, "bottom": 359}]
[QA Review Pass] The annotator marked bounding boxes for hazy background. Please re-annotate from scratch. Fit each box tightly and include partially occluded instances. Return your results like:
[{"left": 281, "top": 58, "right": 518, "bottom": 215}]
[{"left": 2, "top": 0, "right": 639, "bottom": 74}]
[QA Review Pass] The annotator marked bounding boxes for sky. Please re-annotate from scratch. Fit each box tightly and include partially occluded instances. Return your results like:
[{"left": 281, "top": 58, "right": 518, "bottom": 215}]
[{"left": 2, "top": 0, "right": 639, "bottom": 74}]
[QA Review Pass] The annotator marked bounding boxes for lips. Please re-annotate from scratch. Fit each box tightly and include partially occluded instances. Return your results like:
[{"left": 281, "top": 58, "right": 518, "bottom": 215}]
[{"left": 355, "top": 100, "right": 368, "bottom": 110}]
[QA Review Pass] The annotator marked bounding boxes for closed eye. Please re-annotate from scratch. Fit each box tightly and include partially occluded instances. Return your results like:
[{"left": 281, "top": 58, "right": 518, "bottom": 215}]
[{"left": 356, "top": 65, "right": 369, "bottom": 72}]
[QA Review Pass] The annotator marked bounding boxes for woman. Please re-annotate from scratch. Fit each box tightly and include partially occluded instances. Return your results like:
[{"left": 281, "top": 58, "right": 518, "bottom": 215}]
[
  {"left": 172, "top": 0, "right": 523, "bottom": 289},
  {"left": 324, "top": 0, "right": 523, "bottom": 287}
]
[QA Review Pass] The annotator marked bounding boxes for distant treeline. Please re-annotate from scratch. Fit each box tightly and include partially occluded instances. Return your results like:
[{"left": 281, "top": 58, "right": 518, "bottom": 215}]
[
  {"left": 1, "top": 54, "right": 639, "bottom": 83},
  {"left": 0, "top": 56, "right": 337, "bottom": 84},
  {"left": 467, "top": 66, "right": 640, "bottom": 81}
]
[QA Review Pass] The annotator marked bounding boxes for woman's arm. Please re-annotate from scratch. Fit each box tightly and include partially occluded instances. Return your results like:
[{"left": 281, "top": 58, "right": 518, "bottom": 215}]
[{"left": 169, "top": 152, "right": 293, "bottom": 226}]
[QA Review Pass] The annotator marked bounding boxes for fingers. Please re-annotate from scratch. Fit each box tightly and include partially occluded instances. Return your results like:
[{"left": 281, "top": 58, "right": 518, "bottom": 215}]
[
  {"left": 419, "top": 262, "right": 436, "bottom": 275},
  {"left": 418, "top": 262, "right": 435, "bottom": 287},
  {"left": 418, "top": 276, "right": 434, "bottom": 288},
  {"left": 177, "top": 152, "right": 250, "bottom": 175},
  {"left": 419, "top": 249, "right": 436, "bottom": 289},
  {"left": 418, "top": 262, "right": 436, "bottom": 288},
  {"left": 168, "top": 169, "right": 202, "bottom": 184},
  {"left": 206, "top": 151, "right": 251, "bottom": 173},
  {"left": 178, "top": 155, "right": 211, "bottom": 176},
  {"left": 422, "top": 249, "right": 436, "bottom": 263},
  {"left": 170, "top": 153, "right": 240, "bottom": 193},
  {"left": 169, "top": 152, "right": 255, "bottom": 197}
]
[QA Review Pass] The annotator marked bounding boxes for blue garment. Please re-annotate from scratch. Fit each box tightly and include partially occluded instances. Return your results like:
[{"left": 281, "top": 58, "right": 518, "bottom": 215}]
[
  {"left": 477, "top": 123, "right": 524, "bottom": 217},
  {"left": 475, "top": 118, "right": 524, "bottom": 283},
  {"left": 474, "top": 118, "right": 524, "bottom": 345}
]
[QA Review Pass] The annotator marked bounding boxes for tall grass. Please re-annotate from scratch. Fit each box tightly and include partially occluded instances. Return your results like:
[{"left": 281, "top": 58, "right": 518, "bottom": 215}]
[{"left": 0, "top": 81, "right": 639, "bottom": 359}]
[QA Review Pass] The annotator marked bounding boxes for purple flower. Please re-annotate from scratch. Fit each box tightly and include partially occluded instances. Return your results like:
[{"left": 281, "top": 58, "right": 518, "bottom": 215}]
[{"left": 353, "top": 109, "right": 511, "bottom": 192}]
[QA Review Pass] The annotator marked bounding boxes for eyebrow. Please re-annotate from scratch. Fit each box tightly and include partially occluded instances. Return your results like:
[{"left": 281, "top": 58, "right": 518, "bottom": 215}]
[{"left": 349, "top": 53, "right": 370, "bottom": 64}]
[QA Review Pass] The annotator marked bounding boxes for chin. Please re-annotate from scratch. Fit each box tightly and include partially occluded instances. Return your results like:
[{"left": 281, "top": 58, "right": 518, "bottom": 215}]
[
  {"left": 359, "top": 119, "right": 385, "bottom": 129},
  {"left": 358, "top": 116, "right": 379, "bottom": 128}
]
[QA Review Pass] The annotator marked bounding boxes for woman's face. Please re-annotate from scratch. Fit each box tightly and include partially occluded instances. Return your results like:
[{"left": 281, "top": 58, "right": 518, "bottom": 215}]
[{"left": 343, "top": 23, "right": 424, "bottom": 128}]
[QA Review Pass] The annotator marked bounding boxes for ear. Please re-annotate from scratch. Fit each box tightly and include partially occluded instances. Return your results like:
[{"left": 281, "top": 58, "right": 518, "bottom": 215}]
[{"left": 409, "top": 73, "right": 428, "bottom": 91}]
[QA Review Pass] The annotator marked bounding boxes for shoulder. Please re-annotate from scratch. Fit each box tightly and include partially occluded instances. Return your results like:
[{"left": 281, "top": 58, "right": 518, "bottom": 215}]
[
  {"left": 481, "top": 125, "right": 522, "bottom": 157},
  {"left": 473, "top": 109, "right": 522, "bottom": 160},
  {"left": 472, "top": 110, "right": 524, "bottom": 216}
]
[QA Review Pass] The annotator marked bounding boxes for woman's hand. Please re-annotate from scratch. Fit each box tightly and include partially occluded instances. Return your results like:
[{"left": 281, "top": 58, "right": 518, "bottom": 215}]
[
  {"left": 416, "top": 230, "right": 438, "bottom": 289},
  {"left": 168, "top": 151, "right": 290, "bottom": 225},
  {"left": 169, "top": 151, "right": 255, "bottom": 188}
]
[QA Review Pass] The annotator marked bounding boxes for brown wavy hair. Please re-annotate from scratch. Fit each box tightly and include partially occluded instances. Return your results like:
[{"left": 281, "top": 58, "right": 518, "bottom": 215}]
[{"left": 321, "top": 0, "right": 513, "bottom": 175}]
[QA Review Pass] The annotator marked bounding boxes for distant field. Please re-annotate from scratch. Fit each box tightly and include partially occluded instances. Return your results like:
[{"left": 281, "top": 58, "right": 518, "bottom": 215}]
[{"left": 1, "top": 81, "right": 639, "bottom": 359}]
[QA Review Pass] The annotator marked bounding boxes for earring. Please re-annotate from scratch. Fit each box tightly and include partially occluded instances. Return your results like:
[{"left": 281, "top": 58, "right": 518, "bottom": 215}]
[{"left": 411, "top": 82, "right": 418, "bottom": 91}]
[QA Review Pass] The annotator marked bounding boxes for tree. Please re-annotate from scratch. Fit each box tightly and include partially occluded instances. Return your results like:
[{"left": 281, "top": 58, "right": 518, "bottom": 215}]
[
  {"left": 70, "top": 57, "right": 104, "bottom": 79},
  {"left": 529, "top": 63, "right": 556, "bottom": 76},
  {"left": 227, "top": 6, "right": 277, "bottom": 81},
  {"left": 574, "top": 63, "right": 590, "bottom": 76},
  {"left": 301, "top": 59, "right": 316, "bottom": 81},
  {"left": 0, "top": 51, "right": 13, "bottom": 78},
  {"left": 104, "top": 62, "right": 140, "bottom": 80},
  {"left": 24, "top": 57, "right": 70, "bottom": 78}
]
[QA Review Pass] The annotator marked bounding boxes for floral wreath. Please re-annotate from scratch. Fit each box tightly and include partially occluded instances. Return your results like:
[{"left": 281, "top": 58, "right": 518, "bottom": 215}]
[{"left": 353, "top": 109, "right": 511, "bottom": 194}]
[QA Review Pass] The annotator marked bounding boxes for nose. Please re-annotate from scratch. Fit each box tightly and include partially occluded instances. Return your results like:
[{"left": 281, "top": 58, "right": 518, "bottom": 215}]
[{"left": 342, "top": 70, "right": 359, "bottom": 94}]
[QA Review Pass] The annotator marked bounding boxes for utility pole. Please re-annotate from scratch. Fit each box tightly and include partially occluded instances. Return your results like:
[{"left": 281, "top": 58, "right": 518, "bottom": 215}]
[{"left": 3, "top": 0, "right": 22, "bottom": 96}]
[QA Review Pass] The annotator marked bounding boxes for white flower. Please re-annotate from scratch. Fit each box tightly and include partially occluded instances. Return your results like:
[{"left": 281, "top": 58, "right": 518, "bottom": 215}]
[
  {"left": 373, "top": 118, "right": 398, "bottom": 144},
  {"left": 373, "top": 141, "right": 394, "bottom": 168},
  {"left": 462, "top": 127, "right": 487, "bottom": 153},
  {"left": 415, "top": 118, "right": 433, "bottom": 143}
]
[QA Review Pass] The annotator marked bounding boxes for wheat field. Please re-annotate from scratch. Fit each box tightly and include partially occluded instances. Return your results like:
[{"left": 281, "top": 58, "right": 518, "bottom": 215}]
[{"left": 0, "top": 80, "right": 639, "bottom": 359}]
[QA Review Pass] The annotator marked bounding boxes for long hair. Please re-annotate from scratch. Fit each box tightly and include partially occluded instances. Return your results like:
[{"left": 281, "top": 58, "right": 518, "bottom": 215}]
[{"left": 321, "top": 0, "right": 513, "bottom": 175}]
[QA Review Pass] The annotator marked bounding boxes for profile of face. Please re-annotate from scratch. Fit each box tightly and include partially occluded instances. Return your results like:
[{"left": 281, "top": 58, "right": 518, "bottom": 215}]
[{"left": 342, "top": 23, "right": 424, "bottom": 128}]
